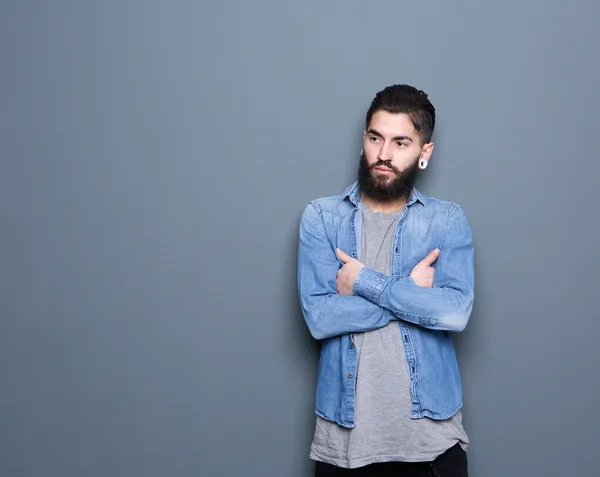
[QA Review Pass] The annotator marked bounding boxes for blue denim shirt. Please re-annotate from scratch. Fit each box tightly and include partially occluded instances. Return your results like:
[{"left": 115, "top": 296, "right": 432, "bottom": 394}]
[{"left": 297, "top": 182, "right": 474, "bottom": 428}]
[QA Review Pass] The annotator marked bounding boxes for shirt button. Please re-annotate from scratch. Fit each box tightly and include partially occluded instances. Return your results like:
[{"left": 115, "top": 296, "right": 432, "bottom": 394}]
[
  {"left": 347, "top": 373, "right": 353, "bottom": 379},
  {"left": 349, "top": 343, "right": 355, "bottom": 350}
]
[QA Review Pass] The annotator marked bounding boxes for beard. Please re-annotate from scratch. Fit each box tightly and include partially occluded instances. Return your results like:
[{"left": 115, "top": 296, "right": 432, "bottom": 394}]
[{"left": 357, "top": 152, "right": 418, "bottom": 202}]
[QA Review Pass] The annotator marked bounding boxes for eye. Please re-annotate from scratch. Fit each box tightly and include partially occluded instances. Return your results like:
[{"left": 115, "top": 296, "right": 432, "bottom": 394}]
[
  {"left": 369, "top": 136, "right": 381, "bottom": 143},
  {"left": 396, "top": 141, "right": 408, "bottom": 148}
]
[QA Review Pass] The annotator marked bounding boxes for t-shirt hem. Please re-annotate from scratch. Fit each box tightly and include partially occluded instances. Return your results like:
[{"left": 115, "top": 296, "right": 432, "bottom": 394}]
[
  {"left": 310, "top": 449, "right": 444, "bottom": 469},
  {"left": 310, "top": 438, "right": 468, "bottom": 470}
]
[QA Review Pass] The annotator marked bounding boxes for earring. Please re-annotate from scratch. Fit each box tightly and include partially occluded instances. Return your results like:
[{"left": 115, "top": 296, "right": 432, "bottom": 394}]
[
  {"left": 419, "top": 159, "right": 428, "bottom": 170},
  {"left": 360, "top": 148, "right": 364, "bottom": 157}
]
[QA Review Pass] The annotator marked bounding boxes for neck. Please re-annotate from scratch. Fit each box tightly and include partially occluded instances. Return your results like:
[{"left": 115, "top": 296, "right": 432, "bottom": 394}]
[{"left": 360, "top": 193, "right": 407, "bottom": 213}]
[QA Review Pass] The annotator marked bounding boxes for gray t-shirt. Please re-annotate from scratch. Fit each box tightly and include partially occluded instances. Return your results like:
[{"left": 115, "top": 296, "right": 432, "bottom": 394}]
[{"left": 309, "top": 205, "right": 469, "bottom": 469}]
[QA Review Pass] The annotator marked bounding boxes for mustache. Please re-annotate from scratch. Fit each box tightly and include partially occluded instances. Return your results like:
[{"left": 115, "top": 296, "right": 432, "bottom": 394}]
[{"left": 371, "top": 160, "right": 401, "bottom": 173}]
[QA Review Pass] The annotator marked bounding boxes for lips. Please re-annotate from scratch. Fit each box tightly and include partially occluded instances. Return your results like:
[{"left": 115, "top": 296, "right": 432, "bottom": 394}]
[{"left": 374, "top": 166, "right": 394, "bottom": 173}]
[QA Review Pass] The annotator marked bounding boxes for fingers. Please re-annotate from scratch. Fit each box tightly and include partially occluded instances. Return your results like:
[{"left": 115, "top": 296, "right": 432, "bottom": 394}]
[
  {"left": 420, "top": 248, "right": 440, "bottom": 267},
  {"left": 336, "top": 248, "right": 352, "bottom": 263}
]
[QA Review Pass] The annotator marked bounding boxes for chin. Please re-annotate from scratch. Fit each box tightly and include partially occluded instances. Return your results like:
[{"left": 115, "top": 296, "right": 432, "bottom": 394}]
[{"left": 372, "top": 172, "right": 393, "bottom": 182}]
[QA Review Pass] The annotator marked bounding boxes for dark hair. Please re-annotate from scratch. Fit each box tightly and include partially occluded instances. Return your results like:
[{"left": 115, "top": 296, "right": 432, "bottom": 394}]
[{"left": 365, "top": 84, "right": 436, "bottom": 143}]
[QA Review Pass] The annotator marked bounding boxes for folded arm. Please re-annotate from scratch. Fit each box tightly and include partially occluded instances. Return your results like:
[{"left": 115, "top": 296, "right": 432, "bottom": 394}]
[
  {"left": 352, "top": 204, "right": 475, "bottom": 332},
  {"left": 297, "top": 202, "right": 397, "bottom": 340}
]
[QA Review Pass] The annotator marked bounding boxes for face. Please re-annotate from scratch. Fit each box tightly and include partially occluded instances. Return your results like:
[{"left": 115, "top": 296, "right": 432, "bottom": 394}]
[{"left": 358, "top": 110, "right": 434, "bottom": 202}]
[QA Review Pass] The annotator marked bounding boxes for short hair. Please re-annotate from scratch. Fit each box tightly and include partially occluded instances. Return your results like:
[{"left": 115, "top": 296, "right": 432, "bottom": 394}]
[{"left": 365, "top": 84, "right": 436, "bottom": 143}]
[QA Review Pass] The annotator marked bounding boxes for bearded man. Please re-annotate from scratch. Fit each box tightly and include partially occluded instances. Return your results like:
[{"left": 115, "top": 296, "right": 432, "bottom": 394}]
[{"left": 297, "top": 84, "right": 475, "bottom": 477}]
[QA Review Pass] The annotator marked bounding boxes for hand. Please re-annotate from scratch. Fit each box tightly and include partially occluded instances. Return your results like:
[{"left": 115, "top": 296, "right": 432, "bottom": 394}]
[
  {"left": 410, "top": 249, "right": 440, "bottom": 288},
  {"left": 336, "top": 249, "right": 365, "bottom": 295}
]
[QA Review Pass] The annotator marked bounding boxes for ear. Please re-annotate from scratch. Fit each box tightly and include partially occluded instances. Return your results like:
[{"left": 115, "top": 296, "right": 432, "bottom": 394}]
[{"left": 420, "top": 142, "right": 434, "bottom": 162}]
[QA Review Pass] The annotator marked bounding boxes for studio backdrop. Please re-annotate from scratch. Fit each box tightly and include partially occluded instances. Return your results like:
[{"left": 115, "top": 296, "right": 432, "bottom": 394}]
[{"left": 1, "top": 1, "right": 599, "bottom": 476}]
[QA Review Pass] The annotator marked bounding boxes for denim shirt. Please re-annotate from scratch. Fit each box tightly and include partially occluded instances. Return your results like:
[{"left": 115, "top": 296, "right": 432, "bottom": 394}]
[{"left": 297, "top": 182, "right": 474, "bottom": 428}]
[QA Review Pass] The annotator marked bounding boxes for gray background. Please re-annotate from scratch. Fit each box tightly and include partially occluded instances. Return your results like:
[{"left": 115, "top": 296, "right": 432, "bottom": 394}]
[{"left": 1, "top": 1, "right": 599, "bottom": 476}]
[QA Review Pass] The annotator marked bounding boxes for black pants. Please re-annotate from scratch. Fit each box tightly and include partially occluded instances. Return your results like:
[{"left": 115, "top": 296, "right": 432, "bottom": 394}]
[{"left": 314, "top": 443, "right": 468, "bottom": 477}]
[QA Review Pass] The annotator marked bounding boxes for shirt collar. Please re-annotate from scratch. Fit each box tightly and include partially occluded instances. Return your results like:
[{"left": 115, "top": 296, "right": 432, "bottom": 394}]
[{"left": 343, "top": 181, "right": 427, "bottom": 207}]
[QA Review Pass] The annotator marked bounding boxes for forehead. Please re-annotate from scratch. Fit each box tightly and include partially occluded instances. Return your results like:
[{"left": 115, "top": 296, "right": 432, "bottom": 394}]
[{"left": 367, "top": 111, "right": 417, "bottom": 138}]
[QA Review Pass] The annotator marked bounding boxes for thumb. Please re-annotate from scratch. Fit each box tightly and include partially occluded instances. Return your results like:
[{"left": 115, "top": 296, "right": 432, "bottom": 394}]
[
  {"left": 420, "top": 248, "right": 440, "bottom": 267},
  {"left": 336, "top": 248, "right": 352, "bottom": 263}
]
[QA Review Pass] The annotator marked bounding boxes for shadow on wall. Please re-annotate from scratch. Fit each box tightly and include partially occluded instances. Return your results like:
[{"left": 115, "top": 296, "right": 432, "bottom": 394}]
[
  {"left": 452, "top": 243, "right": 485, "bottom": 434},
  {"left": 285, "top": 208, "right": 322, "bottom": 450},
  {"left": 287, "top": 208, "right": 321, "bottom": 362}
]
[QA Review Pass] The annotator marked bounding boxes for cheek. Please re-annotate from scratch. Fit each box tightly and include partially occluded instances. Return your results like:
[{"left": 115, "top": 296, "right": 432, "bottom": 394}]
[
  {"left": 362, "top": 144, "right": 378, "bottom": 163},
  {"left": 392, "top": 149, "right": 420, "bottom": 167}
]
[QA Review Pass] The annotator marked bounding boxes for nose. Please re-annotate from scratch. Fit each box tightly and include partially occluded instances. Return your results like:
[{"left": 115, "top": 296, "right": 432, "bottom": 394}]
[{"left": 377, "top": 142, "right": 392, "bottom": 161}]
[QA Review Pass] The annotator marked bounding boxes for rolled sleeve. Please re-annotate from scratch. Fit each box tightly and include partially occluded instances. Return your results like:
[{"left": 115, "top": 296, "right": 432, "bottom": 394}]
[{"left": 353, "top": 267, "right": 388, "bottom": 303}]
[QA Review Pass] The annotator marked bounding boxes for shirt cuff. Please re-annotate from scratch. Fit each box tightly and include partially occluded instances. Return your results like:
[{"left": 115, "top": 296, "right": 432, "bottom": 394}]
[{"left": 353, "top": 267, "right": 388, "bottom": 303}]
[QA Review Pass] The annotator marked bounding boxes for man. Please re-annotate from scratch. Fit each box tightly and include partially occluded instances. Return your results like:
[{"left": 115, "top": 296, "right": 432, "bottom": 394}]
[{"left": 297, "top": 84, "right": 474, "bottom": 477}]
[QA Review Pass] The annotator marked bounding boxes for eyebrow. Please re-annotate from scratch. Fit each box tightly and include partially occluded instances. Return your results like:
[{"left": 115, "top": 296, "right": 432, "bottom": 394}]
[{"left": 367, "top": 129, "right": 414, "bottom": 143}]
